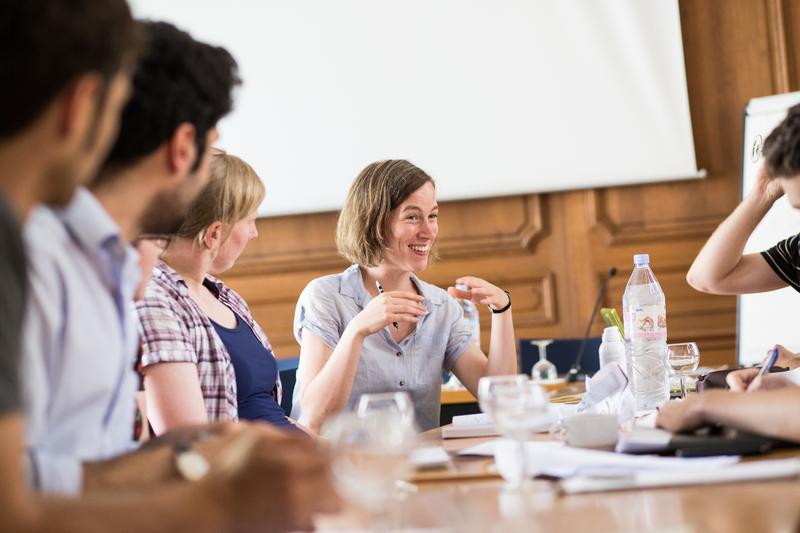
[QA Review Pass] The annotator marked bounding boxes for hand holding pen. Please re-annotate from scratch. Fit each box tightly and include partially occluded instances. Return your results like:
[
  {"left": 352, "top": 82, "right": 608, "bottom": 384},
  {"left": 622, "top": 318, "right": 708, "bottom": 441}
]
[
  {"left": 727, "top": 346, "right": 781, "bottom": 392},
  {"left": 375, "top": 281, "right": 400, "bottom": 330},
  {"left": 747, "top": 346, "right": 780, "bottom": 392},
  {"left": 349, "top": 283, "right": 427, "bottom": 337}
]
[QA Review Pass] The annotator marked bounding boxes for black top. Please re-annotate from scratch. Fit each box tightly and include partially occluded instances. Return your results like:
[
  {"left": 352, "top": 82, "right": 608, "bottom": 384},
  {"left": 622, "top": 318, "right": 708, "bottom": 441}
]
[
  {"left": 0, "top": 194, "right": 26, "bottom": 413},
  {"left": 762, "top": 233, "right": 800, "bottom": 292},
  {"left": 211, "top": 312, "right": 292, "bottom": 429}
]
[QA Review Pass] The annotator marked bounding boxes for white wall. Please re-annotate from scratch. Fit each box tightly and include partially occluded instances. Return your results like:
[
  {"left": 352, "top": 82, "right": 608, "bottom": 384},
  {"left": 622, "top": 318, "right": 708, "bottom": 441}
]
[
  {"left": 130, "top": 0, "right": 699, "bottom": 216},
  {"left": 739, "top": 92, "right": 800, "bottom": 366}
]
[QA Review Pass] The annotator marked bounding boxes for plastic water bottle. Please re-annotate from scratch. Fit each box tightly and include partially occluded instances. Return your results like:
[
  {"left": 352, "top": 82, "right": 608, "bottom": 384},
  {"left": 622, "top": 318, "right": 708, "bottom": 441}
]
[
  {"left": 598, "top": 326, "right": 626, "bottom": 369},
  {"left": 622, "top": 254, "right": 669, "bottom": 410}
]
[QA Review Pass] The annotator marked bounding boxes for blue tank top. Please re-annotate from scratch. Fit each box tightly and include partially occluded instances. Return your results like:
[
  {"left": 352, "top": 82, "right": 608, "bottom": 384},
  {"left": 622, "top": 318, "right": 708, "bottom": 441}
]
[{"left": 211, "top": 312, "right": 292, "bottom": 429}]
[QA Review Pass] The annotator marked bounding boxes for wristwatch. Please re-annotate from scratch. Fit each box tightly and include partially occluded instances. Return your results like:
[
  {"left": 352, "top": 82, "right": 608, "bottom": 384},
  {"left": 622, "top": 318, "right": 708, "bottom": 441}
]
[{"left": 173, "top": 443, "right": 210, "bottom": 482}]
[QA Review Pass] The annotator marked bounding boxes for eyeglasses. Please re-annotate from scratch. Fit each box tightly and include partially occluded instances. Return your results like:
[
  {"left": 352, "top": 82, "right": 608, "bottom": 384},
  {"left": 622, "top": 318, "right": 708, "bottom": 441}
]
[{"left": 133, "top": 233, "right": 173, "bottom": 250}]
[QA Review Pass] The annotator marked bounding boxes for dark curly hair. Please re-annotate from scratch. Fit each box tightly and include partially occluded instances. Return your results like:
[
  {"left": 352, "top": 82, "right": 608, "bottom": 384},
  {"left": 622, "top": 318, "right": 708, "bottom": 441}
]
[
  {"left": 98, "top": 20, "right": 241, "bottom": 178},
  {"left": 0, "top": 0, "right": 142, "bottom": 139},
  {"left": 764, "top": 103, "right": 800, "bottom": 178}
]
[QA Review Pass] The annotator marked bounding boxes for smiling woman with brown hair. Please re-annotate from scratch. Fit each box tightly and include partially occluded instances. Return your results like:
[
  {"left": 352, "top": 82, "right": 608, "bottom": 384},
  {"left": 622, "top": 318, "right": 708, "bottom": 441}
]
[{"left": 292, "top": 159, "right": 518, "bottom": 432}]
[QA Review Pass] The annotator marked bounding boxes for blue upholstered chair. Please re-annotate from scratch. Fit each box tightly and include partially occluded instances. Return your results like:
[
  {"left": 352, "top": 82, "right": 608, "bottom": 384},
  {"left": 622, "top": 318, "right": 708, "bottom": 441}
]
[
  {"left": 518, "top": 337, "right": 602, "bottom": 377},
  {"left": 277, "top": 356, "right": 300, "bottom": 417}
]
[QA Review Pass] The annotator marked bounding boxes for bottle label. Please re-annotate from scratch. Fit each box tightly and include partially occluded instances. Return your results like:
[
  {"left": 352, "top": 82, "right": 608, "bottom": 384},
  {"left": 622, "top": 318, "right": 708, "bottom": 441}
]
[{"left": 624, "top": 304, "right": 666, "bottom": 342}]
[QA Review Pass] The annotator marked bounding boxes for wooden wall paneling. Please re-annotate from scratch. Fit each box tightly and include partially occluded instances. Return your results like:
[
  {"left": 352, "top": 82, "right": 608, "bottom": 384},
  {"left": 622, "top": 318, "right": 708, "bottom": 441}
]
[
  {"left": 679, "top": 0, "right": 776, "bottom": 172},
  {"left": 435, "top": 194, "right": 547, "bottom": 258},
  {"left": 425, "top": 194, "right": 564, "bottom": 351},
  {"left": 782, "top": 0, "right": 800, "bottom": 90},
  {"left": 556, "top": 190, "right": 602, "bottom": 339},
  {"left": 232, "top": 211, "right": 343, "bottom": 275},
  {"left": 765, "top": 0, "right": 794, "bottom": 93}
]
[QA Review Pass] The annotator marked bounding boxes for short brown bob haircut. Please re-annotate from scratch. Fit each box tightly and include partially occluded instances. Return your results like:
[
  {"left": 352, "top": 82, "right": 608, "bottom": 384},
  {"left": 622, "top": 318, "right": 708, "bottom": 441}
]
[{"left": 337, "top": 159, "right": 437, "bottom": 267}]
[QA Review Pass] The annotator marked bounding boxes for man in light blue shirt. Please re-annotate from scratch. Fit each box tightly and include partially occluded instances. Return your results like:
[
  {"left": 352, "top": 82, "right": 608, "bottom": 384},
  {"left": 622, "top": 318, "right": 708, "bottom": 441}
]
[
  {"left": 23, "top": 188, "right": 141, "bottom": 493},
  {"left": 21, "top": 20, "right": 239, "bottom": 495}
]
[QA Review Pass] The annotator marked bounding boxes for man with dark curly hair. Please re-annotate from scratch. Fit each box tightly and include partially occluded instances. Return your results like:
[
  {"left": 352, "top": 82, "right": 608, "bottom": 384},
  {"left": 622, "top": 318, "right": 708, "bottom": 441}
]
[
  {"left": 21, "top": 19, "right": 240, "bottom": 496},
  {"left": 95, "top": 20, "right": 241, "bottom": 235},
  {"left": 657, "top": 103, "right": 800, "bottom": 441}
]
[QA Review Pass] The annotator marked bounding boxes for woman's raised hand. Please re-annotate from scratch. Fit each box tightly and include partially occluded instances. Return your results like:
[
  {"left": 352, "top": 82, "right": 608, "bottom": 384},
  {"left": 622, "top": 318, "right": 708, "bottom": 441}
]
[
  {"left": 351, "top": 291, "right": 427, "bottom": 336},
  {"left": 447, "top": 276, "right": 509, "bottom": 311}
]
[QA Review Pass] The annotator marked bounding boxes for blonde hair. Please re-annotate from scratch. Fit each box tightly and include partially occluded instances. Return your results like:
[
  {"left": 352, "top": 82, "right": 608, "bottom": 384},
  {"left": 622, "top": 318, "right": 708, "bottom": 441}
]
[
  {"left": 177, "top": 148, "right": 265, "bottom": 247},
  {"left": 336, "top": 159, "right": 436, "bottom": 267}
]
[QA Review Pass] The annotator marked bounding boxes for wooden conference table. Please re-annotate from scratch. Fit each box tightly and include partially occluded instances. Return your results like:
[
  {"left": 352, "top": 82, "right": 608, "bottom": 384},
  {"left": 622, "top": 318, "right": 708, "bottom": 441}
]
[{"left": 316, "top": 424, "right": 800, "bottom": 532}]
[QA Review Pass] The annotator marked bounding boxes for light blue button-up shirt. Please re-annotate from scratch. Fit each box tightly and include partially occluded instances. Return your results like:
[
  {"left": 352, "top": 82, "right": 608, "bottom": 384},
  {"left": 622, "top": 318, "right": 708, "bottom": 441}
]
[
  {"left": 292, "top": 265, "right": 473, "bottom": 431},
  {"left": 21, "top": 188, "right": 140, "bottom": 494}
]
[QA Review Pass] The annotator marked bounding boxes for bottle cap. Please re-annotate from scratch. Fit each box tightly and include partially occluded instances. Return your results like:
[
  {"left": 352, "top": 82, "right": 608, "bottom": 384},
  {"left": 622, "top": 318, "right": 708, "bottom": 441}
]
[
  {"left": 633, "top": 253, "right": 650, "bottom": 266},
  {"left": 602, "top": 326, "right": 622, "bottom": 341}
]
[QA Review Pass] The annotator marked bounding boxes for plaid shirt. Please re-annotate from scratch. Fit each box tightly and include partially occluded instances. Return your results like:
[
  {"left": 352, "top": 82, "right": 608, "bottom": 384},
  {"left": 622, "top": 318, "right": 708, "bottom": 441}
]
[{"left": 135, "top": 261, "right": 280, "bottom": 422}]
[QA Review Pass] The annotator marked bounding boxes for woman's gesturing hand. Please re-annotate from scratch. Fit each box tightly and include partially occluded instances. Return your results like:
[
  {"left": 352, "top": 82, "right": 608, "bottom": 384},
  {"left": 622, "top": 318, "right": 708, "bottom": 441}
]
[
  {"left": 351, "top": 291, "right": 427, "bottom": 336},
  {"left": 447, "top": 276, "right": 509, "bottom": 311}
]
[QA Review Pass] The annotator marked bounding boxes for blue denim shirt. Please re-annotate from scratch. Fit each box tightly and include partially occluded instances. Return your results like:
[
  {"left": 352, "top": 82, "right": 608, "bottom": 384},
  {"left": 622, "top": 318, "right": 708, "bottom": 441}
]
[
  {"left": 21, "top": 188, "right": 140, "bottom": 494},
  {"left": 292, "top": 265, "right": 473, "bottom": 431}
]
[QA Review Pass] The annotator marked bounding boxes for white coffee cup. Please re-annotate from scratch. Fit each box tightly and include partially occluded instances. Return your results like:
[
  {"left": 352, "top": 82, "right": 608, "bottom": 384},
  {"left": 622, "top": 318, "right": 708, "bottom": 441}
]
[{"left": 563, "top": 413, "right": 619, "bottom": 449}]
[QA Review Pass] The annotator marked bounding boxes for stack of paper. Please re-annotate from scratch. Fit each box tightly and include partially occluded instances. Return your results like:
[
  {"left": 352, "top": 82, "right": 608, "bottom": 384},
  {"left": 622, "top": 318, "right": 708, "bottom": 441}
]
[
  {"left": 459, "top": 439, "right": 739, "bottom": 479},
  {"left": 409, "top": 446, "right": 452, "bottom": 469},
  {"left": 442, "top": 411, "right": 559, "bottom": 439},
  {"left": 561, "top": 458, "right": 800, "bottom": 494},
  {"left": 441, "top": 413, "right": 497, "bottom": 439},
  {"left": 615, "top": 428, "right": 673, "bottom": 454}
]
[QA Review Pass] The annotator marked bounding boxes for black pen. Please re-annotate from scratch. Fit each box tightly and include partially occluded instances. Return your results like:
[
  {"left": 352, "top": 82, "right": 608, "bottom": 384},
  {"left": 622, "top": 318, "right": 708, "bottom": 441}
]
[{"left": 375, "top": 280, "right": 399, "bottom": 330}]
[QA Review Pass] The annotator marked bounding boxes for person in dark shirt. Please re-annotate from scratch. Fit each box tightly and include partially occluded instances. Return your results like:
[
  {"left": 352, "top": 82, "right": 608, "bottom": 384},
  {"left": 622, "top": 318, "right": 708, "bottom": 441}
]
[
  {"left": 684, "top": 103, "right": 800, "bottom": 376},
  {"left": 658, "top": 103, "right": 800, "bottom": 442},
  {"left": 0, "top": 1, "right": 335, "bottom": 531},
  {"left": 0, "top": 195, "right": 27, "bottom": 414}
]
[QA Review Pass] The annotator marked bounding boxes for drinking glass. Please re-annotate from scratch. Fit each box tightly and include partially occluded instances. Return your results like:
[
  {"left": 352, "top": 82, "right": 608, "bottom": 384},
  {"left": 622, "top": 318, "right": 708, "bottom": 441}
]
[
  {"left": 356, "top": 391, "right": 416, "bottom": 430},
  {"left": 484, "top": 381, "right": 549, "bottom": 488},
  {"left": 666, "top": 342, "right": 700, "bottom": 399},
  {"left": 530, "top": 339, "right": 557, "bottom": 382},
  {"left": 323, "top": 411, "right": 417, "bottom": 530},
  {"left": 477, "top": 374, "right": 529, "bottom": 418}
]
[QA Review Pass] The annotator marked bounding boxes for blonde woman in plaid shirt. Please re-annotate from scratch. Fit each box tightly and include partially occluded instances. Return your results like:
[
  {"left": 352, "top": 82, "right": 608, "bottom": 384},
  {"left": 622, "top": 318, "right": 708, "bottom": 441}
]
[{"left": 136, "top": 149, "right": 298, "bottom": 433}]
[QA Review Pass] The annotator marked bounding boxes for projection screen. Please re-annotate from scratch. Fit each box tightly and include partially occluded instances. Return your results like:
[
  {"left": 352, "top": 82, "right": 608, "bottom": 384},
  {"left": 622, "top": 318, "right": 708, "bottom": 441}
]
[{"left": 129, "top": 0, "right": 700, "bottom": 217}]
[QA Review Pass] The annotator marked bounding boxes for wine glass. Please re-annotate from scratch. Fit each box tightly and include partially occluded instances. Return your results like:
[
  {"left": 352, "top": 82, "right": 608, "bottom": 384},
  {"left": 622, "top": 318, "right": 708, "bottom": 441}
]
[
  {"left": 477, "top": 374, "right": 529, "bottom": 419},
  {"left": 666, "top": 342, "right": 700, "bottom": 399},
  {"left": 356, "top": 391, "right": 416, "bottom": 430},
  {"left": 483, "top": 381, "right": 549, "bottom": 488},
  {"left": 530, "top": 339, "right": 557, "bottom": 383},
  {"left": 323, "top": 411, "right": 417, "bottom": 530}
]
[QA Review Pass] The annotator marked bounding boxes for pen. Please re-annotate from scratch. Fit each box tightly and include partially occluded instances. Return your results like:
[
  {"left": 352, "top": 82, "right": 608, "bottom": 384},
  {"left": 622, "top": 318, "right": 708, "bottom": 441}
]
[
  {"left": 757, "top": 347, "right": 779, "bottom": 379},
  {"left": 375, "top": 280, "right": 399, "bottom": 330}
]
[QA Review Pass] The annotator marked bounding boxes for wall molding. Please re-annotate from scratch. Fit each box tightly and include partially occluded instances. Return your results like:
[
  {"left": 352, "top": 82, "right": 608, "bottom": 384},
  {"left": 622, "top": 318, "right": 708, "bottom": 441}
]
[
  {"left": 585, "top": 189, "right": 724, "bottom": 245},
  {"left": 230, "top": 194, "right": 547, "bottom": 276},
  {"left": 438, "top": 194, "right": 547, "bottom": 259}
]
